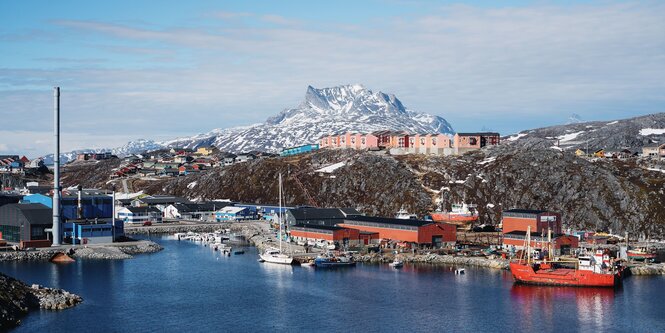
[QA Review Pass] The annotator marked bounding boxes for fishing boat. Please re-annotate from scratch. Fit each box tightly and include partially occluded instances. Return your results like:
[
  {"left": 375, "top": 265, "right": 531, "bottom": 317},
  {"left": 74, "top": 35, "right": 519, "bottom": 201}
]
[
  {"left": 509, "top": 226, "right": 623, "bottom": 287},
  {"left": 430, "top": 203, "right": 478, "bottom": 229},
  {"left": 389, "top": 258, "right": 404, "bottom": 268},
  {"left": 395, "top": 206, "right": 417, "bottom": 220},
  {"left": 314, "top": 253, "right": 356, "bottom": 268},
  {"left": 259, "top": 173, "right": 294, "bottom": 265},
  {"left": 627, "top": 247, "right": 657, "bottom": 261}
]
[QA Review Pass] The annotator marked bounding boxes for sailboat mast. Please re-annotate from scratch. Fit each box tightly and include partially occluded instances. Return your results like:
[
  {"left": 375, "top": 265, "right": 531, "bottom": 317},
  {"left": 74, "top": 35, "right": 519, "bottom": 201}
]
[{"left": 279, "top": 173, "right": 282, "bottom": 253}]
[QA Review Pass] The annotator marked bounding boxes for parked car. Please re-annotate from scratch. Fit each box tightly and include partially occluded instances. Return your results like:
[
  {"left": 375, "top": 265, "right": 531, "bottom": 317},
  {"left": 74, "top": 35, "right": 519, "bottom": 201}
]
[{"left": 143, "top": 221, "right": 152, "bottom": 226}]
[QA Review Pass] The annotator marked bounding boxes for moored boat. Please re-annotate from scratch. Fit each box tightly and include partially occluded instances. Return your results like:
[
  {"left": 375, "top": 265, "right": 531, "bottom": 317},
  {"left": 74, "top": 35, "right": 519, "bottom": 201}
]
[
  {"left": 314, "top": 253, "right": 356, "bottom": 268},
  {"left": 627, "top": 247, "right": 657, "bottom": 261},
  {"left": 389, "top": 258, "right": 404, "bottom": 268},
  {"left": 260, "top": 248, "right": 294, "bottom": 265},
  {"left": 258, "top": 173, "right": 294, "bottom": 265},
  {"left": 509, "top": 226, "right": 623, "bottom": 287},
  {"left": 430, "top": 203, "right": 478, "bottom": 229}
]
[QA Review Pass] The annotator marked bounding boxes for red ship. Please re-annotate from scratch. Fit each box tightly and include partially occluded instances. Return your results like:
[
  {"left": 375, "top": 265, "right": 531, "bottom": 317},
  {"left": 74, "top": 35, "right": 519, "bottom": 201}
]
[
  {"left": 509, "top": 227, "right": 623, "bottom": 287},
  {"left": 430, "top": 203, "right": 478, "bottom": 228}
]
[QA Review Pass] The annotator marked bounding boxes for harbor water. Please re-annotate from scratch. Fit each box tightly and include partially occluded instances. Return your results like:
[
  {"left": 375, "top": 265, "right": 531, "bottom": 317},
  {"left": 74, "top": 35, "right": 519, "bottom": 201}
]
[{"left": 2, "top": 237, "right": 664, "bottom": 332}]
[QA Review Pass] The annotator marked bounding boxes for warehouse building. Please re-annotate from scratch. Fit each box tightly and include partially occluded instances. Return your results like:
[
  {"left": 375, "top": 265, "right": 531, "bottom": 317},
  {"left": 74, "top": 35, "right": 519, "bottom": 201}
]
[
  {"left": 339, "top": 216, "right": 456, "bottom": 247},
  {"left": 0, "top": 202, "right": 53, "bottom": 247},
  {"left": 290, "top": 224, "right": 361, "bottom": 249}
]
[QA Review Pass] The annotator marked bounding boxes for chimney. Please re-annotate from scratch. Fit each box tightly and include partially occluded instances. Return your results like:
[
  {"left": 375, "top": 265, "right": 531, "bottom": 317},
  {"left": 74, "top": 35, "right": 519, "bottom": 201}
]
[
  {"left": 77, "top": 184, "right": 83, "bottom": 219},
  {"left": 52, "top": 87, "right": 61, "bottom": 246}
]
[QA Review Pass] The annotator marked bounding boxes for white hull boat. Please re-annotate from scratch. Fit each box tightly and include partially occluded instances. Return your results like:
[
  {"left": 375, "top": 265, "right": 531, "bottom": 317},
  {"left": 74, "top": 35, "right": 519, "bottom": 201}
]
[{"left": 260, "top": 249, "right": 294, "bottom": 265}]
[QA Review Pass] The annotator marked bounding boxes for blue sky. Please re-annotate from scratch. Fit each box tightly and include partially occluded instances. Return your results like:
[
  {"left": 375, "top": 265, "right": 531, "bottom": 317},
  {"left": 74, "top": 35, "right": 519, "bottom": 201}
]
[{"left": 1, "top": 0, "right": 664, "bottom": 157}]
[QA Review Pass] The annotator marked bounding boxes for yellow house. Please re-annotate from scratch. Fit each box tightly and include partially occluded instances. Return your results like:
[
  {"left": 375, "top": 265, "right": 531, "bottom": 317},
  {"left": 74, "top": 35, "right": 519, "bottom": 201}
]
[
  {"left": 593, "top": 149, "right": 605, "bottom": 158},
  {"left": 575, "top": 149, "right": 585, "bottom": 156},
  {"left": 196, "top": 147, "right": 214, "bottom": 156}
]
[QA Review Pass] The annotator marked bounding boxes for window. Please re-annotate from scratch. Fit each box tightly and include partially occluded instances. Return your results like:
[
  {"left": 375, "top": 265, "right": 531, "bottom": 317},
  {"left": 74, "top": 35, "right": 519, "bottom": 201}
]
[
  {"left": 351, "top": 137, "right": 355, "bottom": 144},
  {"left": 361, "top": 138, "right": 366, "bottom": 144},
  {"left": 432, "top": 138, "right": 437, "bottom": 146},
  {"left": 420, "top": 138, "right": 425, "bottom": 145}
]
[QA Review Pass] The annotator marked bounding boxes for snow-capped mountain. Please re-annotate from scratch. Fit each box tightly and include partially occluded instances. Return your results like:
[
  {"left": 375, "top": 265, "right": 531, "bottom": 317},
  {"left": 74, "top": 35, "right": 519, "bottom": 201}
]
[
  {"left": 161, "top": 84, "right": 454, "bottom": 152},
  {"left": 44, "top": 85, "right": 454, "bottom": 164}
]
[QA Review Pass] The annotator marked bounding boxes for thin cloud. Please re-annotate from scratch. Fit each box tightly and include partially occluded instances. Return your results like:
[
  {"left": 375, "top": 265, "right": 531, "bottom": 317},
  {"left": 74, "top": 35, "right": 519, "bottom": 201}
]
[{"left": 3, "top": 2, "right": 665, "bottom": 156}]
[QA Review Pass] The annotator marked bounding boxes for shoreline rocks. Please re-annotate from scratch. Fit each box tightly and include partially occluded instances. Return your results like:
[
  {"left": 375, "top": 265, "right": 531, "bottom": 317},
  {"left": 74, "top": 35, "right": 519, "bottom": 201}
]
[
  {"left": 0, "top": 240, "right": 163, "bottom": 262},
  {"left": 354, "top": 252, "right": 511, "bottom": 270},
  {"left": 0, "top": 273, "right": 82, "bottom": 330},
  {"left": 628, "top": 263, "right": 665, "bottom": 275}
]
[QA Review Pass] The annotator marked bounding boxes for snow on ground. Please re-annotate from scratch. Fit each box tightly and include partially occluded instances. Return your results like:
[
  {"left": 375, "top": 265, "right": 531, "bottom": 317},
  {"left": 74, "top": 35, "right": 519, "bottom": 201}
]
[
  {"left": 486, "top": 203, "right": 495, "bottom": 208},
  {"left": 557, "top": 131, "right": 585, "bottom": 142},
  {"left": 454, "top": 180, "right": 465, "bottom": 184},
  {"left": 314, "top": 161, "right": 346, "bottom": 174},
  {"left": 550, "top": 146, "right": 563, "bottom": 151},
  {"left": 187, "top": 181, "right": 198, "bottom": 189},
  {"left": 506, "top": 133, "right": 528, "bottom": 141},
  {"left": 606, "top": 121, "right": 618, "bottom": 125},
  {"left": 640, "top": 128, "right": 665, "bottom": 136},
  {"left": 647, "top": 168, "right": 665, "bottom": 174},
  {"left": 440, "top": 187, "right": 450, "bottom": 191},
  {"left": 478, "top": 156, "right": 497, "bottom": 165}
]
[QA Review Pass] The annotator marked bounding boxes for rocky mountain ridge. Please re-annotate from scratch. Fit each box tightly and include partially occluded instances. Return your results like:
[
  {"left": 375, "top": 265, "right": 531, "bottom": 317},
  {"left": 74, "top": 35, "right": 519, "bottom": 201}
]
[{"left": 506, "top": 112, "right": 665, "bottom": 152}]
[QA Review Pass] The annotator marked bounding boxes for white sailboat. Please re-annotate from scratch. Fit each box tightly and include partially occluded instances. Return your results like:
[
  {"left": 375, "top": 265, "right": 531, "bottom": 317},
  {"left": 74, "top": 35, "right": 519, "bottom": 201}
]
[{"left": 259, "top": 173, "right": 294, "bottom": 265}]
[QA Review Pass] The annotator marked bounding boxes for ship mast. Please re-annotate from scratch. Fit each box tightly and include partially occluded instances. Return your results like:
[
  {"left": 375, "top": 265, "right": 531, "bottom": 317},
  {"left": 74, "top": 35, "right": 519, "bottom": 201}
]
[
  {"left": 547, "top": 228, "right": 552, "bottom": 261},
  {"left": 526, "top": 225, "right": 531, "bottom": 264},
  {"left": 278, "top": 173, "right": 282, "bottom": 253}
]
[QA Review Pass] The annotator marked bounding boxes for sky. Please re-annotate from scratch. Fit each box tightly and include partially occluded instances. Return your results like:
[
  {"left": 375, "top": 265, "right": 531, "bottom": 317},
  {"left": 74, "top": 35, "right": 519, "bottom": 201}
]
[{"left": 1, "top": 0, "right": 664, "bottom": 158}]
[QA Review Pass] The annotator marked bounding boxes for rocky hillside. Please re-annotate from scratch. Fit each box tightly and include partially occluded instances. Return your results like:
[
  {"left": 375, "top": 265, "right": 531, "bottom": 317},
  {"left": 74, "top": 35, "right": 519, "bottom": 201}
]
[
  {"left": 0, "top": 273, "right": 82, "bottom": 330},
  {"left": 506, "top": 112, "right": 665, "bottom": 151},
  {"left": 67, "top": 142, "right": 665, "bottom": 237}
]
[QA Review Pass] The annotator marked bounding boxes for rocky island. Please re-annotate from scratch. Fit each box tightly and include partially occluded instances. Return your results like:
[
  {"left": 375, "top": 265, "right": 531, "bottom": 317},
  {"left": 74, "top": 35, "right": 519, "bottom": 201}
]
[{"left": 0, "top": 273, "right": 82, "bottom": 330}]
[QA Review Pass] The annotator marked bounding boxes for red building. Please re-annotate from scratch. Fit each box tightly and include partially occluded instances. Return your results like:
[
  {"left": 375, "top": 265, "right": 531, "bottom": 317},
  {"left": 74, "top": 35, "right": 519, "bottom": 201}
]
[
  {"left": 502, "top": 209, "right": 562, "bottom": 235},
  {"left": 501, "top": 209, "right": 577, "bottom": 254},
  {"left": 290, "top": 224, "right": 361, "bottom": 248},
  {"left": 339, "top": 216, "right": 456, "bottom": 247}
]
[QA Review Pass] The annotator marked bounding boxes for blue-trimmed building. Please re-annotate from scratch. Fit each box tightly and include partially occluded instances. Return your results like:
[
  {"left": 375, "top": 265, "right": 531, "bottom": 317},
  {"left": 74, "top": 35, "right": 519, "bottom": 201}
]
[
  {"left": 280, "top": 144, "right": 319, "bottom": 157},
  {"left": 215, "top": 206, "right": 258, "bottom": 221},
  {"left": 22, "top": 192, "right": 122, "bottom": 244},
  {"left": 234, "top": 203, "right": 292, "bottom": 220}
]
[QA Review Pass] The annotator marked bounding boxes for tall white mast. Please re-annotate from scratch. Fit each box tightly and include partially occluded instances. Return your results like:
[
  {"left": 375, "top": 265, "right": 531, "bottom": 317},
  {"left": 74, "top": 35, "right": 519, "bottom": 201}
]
[{"left": 278, "top": 173, "right": 282, "bottom": 253}]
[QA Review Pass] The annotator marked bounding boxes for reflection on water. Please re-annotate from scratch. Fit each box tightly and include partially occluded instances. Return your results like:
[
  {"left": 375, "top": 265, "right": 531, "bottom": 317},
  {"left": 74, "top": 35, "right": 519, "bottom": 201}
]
[{"left": 511, "top": 284, "right": 617, "bottom": 330}]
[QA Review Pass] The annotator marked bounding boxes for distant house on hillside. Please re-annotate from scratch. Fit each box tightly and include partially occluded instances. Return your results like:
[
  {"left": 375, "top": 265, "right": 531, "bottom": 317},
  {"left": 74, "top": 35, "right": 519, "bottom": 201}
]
[
  {"left": 575, "top": 149, "right": 585, "bottom": 156},
  {"left": 593, "top": 149, "right": 605, "bottom": 158}
]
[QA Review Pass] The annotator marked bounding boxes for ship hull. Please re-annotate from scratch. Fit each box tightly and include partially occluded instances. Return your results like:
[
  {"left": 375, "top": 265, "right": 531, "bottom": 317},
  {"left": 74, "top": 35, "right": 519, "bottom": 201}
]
[
  {"left": 430, "top": 213, "right": 478, "bottom": 223},
  {"left": 509, "top": 262, "right": 620, "bottom": 287},
  {"left": 627, "top": 253, "right": 657, "bottom": 261},
  {"left": 314, "top": 259, "right": 356, "bottom": 268}
]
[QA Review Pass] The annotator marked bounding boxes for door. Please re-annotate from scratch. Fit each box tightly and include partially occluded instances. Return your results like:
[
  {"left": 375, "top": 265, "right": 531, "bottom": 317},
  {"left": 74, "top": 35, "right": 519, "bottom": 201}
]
[{"left": 432, "top": 236, "right": 443, "bottom": 248}]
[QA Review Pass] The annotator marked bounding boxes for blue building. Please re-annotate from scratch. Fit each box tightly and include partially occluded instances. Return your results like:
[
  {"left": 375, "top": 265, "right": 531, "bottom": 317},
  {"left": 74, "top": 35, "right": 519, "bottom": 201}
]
[
  {"left": 23, "top": 191, "right": 122, "bottom": 243},
  {"left": 234, "top": 203, "right": 292, "bottom": 220},
  {"left": 216, "top": 206, "right": 258, "bottom": 221},
  {"left": 280, "top": 144, "right": 319, "bottom": 157}
]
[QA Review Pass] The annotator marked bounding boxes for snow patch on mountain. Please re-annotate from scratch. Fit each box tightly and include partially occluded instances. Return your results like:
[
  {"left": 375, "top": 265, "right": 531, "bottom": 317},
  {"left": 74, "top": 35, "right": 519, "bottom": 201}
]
[{"left": 639, "top": 128, "right": 665, "bottom": 136}]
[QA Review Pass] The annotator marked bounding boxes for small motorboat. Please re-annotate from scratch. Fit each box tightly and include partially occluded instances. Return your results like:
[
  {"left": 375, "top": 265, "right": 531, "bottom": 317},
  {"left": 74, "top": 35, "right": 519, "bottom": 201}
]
[
  {"left": 455, "top": 268, "right": 465, "bottom": 274},
  {"left": 234, "top": 250, "right": 245, "bottom": 255},
  {"left": 389, "top": 259, "right": 404, "bottom": 268}
]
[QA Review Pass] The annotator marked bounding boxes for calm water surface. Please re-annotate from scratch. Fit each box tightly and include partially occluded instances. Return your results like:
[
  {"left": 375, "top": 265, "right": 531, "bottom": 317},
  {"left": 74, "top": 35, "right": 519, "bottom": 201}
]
[{"left": 1, "top": 237, "right": 663, "bottom": 332}]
